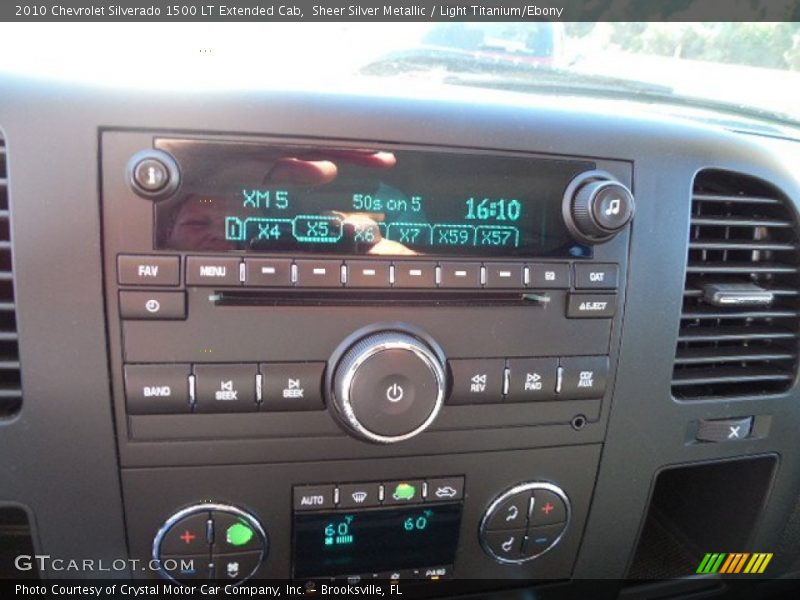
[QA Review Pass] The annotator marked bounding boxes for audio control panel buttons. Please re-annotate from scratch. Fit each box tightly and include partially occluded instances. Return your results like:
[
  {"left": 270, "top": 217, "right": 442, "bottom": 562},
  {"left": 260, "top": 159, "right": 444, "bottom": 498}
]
[
  {"left": 119, "top": 291, "right": 186, "bottom": 320},
  {"left": 186, "top": 256, "right": 242, "bottom": 286},
  {"left": 125, "top": 364, "right": 191, "bottom": 414},
  {"left": 480, "top": 483, "right": 570, "bottom": 564},
  {"left": 448, "top": 359, "right": 505, "bottom": 404}
]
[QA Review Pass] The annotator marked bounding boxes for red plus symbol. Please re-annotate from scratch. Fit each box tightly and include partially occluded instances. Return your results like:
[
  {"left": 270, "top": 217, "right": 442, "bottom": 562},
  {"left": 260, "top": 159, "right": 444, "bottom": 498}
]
[
  {"left": 179, "top": 530, "right": 196, "bottom": 544},
  {"left": 541, "top": 502, "right": 554, "bottom": 515}
]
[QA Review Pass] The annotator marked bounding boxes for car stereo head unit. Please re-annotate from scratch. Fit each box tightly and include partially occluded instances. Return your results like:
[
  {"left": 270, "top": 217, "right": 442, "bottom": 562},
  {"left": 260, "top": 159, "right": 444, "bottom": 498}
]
[{"left": 104, "top": 131, "right": 632, "bottom": 583}]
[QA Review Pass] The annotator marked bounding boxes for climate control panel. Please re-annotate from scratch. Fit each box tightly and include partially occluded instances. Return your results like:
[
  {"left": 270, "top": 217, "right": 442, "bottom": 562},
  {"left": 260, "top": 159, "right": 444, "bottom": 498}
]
[
  {"left": 152, "top": 504, "right": 268, "bottom": 584},
  {"left": 480, "top": 483, "right": 570, "bottom": 564}
]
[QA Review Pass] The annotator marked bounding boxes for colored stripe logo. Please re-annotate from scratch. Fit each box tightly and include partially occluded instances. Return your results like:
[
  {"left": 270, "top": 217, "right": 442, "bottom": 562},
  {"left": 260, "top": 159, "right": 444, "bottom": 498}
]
[{"left": 696, "top": 553, "right": 772, "bottom": 574}]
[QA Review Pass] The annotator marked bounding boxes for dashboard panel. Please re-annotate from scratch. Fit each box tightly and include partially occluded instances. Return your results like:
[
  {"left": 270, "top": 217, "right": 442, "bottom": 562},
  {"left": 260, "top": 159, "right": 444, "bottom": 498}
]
[{"left": 1, "top": 74, "right": 800, "bottom": 596}]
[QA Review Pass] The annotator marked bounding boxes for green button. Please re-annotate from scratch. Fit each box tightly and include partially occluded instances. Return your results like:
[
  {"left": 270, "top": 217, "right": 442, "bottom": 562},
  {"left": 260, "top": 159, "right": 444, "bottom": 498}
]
[{"left": 226, "top": 521, "right": 254, "bottom": 547}]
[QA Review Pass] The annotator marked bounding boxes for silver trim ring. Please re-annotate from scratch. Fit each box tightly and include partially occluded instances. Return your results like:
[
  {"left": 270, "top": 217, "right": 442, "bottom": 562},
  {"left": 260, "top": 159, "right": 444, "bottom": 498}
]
[
  {"left": 152, "top": 503, "right": 268, "bottom": 584},
  {"left": 479, "top": 482, "right": 571, "bottom": 565},
  {"left": 333, "top": 333, "right": 446, "bottom": 444}
]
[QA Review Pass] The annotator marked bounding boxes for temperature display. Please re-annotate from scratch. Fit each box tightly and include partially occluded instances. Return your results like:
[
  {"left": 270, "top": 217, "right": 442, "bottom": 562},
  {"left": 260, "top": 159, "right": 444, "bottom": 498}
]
[
  {"left": 153, "top": 139, "right": 592, "bottom": 258},
  {"left": 292, "top": 503, "right": 462, "bottom": 579}
]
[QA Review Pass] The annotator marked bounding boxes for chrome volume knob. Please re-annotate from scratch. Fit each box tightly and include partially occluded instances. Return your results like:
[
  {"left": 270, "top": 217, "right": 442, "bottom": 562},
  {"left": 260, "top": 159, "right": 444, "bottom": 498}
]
[{"left": 331, "top": 331, "right": 446, "bottom": 444}]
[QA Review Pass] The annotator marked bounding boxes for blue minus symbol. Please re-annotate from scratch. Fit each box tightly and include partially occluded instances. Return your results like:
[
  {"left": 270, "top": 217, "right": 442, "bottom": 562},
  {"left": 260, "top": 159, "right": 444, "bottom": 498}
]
[{"left": 535, "top": 537, "right": 548, "bottom": 544}]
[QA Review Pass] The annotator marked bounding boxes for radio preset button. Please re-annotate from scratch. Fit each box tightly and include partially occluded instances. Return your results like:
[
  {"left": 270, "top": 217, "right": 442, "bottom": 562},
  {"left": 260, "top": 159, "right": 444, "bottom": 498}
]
[
  {"left": 244, "top": 258, "right": 292, "bottom": 287},
  {"left": 296, "top": 260, "right": 343, "bottom": 287},
  {"left": 125, "top": 364, "right": 191, "bottom": 414},
  {"left": 566, "top": 293, "right": 617, "bottom": 318},
  {"left": 193, "top": 364, "right": 258, "bottom": 413},
  {"left": 118, "top": 255, "right": 180, "bottom": 286},
  {"left": 574, "top": 264, "right": 619, "bottom": 290},
  {"left": 438, "top": 262, "right": 481, "bottom": 288},
  {"left": 186, "top": 257, "right": 242, "bottom": 286},
  {"left": 346, "top": 261, "right": 391, "bottom": 288},
  {"left": 528, "top": 263, "right": 570, "bottom": 289},
  {"left": 294, "top": 485, "right": 336, "bottom": 511},
  {"left": 393, "top": 261, "right": 436, "bottom": 288},
  {"left": 120, "top": 291, "right": 186, "bottom": 320},
  {"left": 447, "top": 359, "right": 505, "bottom": 404},
  {"left": 559, "top": 356, "right": 609, "bottom": 399},
  {"left": 484, "top": 263, "right": 524, "bottom": 288},
  {"left": 337, "top": 483, "right": 382, "bottom": 509},
  {"left": 506, "top": 358, "right": 558, "bottom": 402},
  {"left": 259, "top": 362, "right": 325, "bottom": 411}
]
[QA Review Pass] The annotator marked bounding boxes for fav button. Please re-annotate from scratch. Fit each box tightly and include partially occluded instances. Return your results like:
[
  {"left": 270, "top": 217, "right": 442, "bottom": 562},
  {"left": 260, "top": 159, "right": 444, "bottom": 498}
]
[
  {"left": 118, "top": 255, "right": 180, "bottom": 286},
  {"left": 193, "top": 364, "right": 258, "bottom": 413}
]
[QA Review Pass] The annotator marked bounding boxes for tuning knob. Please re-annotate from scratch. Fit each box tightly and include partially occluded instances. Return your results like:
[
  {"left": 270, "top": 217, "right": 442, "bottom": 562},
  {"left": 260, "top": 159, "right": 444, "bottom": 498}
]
[
  {"left": 563, "top": 171, "right": 635, "bottom": 243},
  {"left": 330, "top": 331, "right": 446, "bottom": 444}
]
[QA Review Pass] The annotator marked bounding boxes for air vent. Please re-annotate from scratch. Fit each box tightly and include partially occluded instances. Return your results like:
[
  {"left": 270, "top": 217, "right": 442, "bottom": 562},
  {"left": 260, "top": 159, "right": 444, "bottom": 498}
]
[
  {"left": 672, "top": 170, "right": 799, "bottom": 400},
  {"left": 0, "top": 137, "right": 21, "bottom": 417}
]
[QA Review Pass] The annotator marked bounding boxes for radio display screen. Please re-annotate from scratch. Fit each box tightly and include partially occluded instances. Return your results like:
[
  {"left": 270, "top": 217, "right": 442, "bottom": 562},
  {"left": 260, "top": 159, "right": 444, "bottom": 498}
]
[
  {"left": 154, "top": 139, "right": 593, "bottom": 258},
  {"left": 292, "top": 503, "right": 462, "bottom": 578}
]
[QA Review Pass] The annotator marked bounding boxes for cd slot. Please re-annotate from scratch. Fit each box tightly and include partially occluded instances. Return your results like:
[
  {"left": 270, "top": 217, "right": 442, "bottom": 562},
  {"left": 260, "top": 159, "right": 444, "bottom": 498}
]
[{"left": 212, "top": 289, "right": 552, "bottom": 307}]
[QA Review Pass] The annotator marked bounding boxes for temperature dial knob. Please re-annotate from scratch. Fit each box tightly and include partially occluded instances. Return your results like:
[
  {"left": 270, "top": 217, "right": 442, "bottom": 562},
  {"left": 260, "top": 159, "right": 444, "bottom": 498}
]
[
  {"left": 563, "top": 171, "right": 635, "bottom": 243},
  {"left": 331, "top": 331, "right": 446, "bottom": 444}
]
